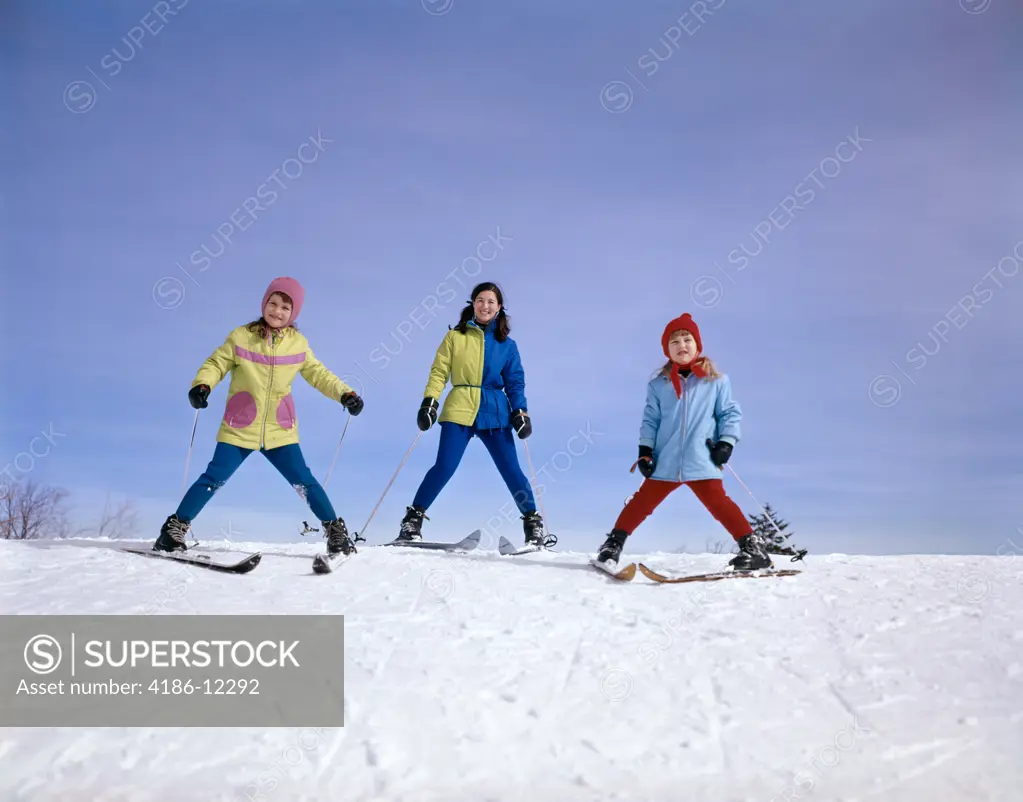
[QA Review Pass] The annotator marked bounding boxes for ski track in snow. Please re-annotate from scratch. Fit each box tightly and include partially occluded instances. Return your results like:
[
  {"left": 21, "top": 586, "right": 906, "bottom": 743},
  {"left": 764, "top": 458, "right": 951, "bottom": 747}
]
[{"left": 1, "top": 538, "right": 1021, "bottom": 801}]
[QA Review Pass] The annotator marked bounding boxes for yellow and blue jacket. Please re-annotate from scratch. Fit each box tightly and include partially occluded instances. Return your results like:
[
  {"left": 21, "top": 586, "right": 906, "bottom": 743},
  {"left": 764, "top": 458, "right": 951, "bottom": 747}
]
[{"left": 424, "top": 319, "right": 527, "bottom": 430}]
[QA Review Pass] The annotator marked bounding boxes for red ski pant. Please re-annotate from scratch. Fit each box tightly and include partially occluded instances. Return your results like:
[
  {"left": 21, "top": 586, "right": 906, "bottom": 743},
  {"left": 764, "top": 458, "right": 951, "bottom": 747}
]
[{"left": 613, "top": 478, "right": 752, "bottom": 540}]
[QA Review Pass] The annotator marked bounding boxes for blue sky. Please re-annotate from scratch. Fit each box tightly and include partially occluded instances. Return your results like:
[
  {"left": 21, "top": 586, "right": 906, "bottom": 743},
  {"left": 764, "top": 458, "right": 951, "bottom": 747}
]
[{"left": 2, "top": 0, "right": 1020, "bottom": 555}]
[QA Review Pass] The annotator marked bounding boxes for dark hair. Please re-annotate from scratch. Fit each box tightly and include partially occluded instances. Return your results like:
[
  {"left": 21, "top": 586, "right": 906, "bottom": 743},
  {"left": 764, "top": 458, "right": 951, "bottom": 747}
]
[
  {"left": 453, "top": 281, "right": 510, "bottom": 341},
  {"left": 245, "top": 291, "right": 299, "bottom": 338}
]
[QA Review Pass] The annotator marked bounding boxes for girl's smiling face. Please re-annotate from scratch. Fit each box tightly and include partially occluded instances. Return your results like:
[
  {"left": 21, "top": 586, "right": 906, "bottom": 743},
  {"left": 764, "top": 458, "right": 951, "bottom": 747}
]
[{"left": 263, "top": 293, "right": 293, "bottom": 328}]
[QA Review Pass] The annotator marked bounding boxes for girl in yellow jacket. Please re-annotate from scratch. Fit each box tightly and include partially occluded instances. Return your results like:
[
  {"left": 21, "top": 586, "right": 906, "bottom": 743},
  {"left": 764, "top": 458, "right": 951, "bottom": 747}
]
[{"left": 153, "top": 277, "right": 364, "bottom": 557}]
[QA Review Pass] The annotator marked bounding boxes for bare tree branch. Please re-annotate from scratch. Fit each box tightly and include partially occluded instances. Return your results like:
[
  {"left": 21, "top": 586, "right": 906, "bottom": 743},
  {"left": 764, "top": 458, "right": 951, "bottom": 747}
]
[
  {"left": 2, "top": 480, "right": 69, "bottom": 540},
  {"left": 92, "top": 493, "right": 140, "bottom": 540},
  {"left": 705, "top": 538, "right": 728, "bottom": 555}
]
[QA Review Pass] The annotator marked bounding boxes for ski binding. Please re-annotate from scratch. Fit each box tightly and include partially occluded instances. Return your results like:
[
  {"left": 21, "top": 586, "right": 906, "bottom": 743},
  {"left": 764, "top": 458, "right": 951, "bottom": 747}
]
[{"left": 498, "top": 536, "right": 545, "bottom": 556}]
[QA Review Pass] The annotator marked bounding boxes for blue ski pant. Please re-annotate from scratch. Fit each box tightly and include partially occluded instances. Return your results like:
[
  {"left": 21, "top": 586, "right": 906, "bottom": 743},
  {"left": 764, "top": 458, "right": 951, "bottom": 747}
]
[
  {"left": 412, "top": 422, "right": 537, "bottom": 514},
  {"left": 176, "top": 442, "right": 336, "bottom": 522}
]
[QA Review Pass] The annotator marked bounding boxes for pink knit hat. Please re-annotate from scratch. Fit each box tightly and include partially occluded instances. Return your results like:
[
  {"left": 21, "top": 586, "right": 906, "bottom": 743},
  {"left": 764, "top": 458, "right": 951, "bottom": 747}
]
[{"left": 261, "top": 277, "right": 305, "bottom": 326}]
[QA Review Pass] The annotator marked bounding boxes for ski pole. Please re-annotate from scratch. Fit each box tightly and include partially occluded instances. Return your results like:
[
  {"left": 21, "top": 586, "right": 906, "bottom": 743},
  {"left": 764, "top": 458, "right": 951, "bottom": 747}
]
[
  {"left": 299, "top": 412, "right": 353, "bottom": 536},
  {"left": 180, "top": 409, "right": 199, "bottom": 499},
  {"left": 322, "top": 412, "right": 351, "bottom": 490},
  {"left": 725, "top": 463, "right": 808, "bottom": 562},
  {"left": 521, "top": 439, "right": 547, "bottom": 525},
  {"left": 522, "top": 439, "right": 557, "bottom": 548},
  {"left": 354, "top": 430, "right": 422, "bottom": 542}
]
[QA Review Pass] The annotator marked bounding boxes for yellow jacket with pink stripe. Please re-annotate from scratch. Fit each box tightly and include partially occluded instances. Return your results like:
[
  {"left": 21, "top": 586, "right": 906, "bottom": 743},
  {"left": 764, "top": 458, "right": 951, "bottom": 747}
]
[{"left": 192, "top": 325, "right": 353, "bottom": 450}]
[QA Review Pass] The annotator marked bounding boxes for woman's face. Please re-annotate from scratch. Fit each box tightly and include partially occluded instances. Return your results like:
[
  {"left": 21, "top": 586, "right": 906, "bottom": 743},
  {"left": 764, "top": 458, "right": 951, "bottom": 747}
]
[{"left": 473, "top": 290, "right": 500, "bottom": 324}]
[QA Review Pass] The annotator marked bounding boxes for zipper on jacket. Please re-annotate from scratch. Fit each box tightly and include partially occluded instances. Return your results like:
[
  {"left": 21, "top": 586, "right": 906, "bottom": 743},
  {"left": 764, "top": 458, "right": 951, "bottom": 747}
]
[
  {"left": 477, "top": 326, "right": 485, "bottom": 423},
  {"left": 679, "top": 374, "right": 688, "bottom": 482},
  {"left": 260, "top": 333, "right": 277, "bottom": 449}
]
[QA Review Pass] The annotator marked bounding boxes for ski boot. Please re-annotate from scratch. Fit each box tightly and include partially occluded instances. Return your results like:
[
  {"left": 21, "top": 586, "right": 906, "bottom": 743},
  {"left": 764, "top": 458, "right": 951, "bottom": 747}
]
[
  {"left": 522, "top": 510, "right": 556, "bottom": 549},
  {"left": 154, "top": 514, "right": 190, "bottom": 552},
  {"left": 396, "top": 505, "right": 427, "bottom": 542},
  {"left": 596, "top": 529, "right": 628, "bottom": 564},
  {"left": 729, "top": 532, "right": 773, "bottom": 571},
  {"left": 323, "top": 518, "right": 358, "bottom": 556}
]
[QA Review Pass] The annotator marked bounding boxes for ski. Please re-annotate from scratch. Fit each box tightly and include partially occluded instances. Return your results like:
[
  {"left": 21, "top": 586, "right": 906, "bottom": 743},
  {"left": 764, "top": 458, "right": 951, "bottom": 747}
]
[
  {"left": 589, "top": 559, "right": 637, "bottom": 581},
  {"left": 312, "top": 531, "right": 482, "bottom": 575},
  {"left": 379, "top": 529, "right": 482, "bottom": 553},
  {"left": 637, "top": 563, "right": 801, "bottom": 584},
  {"left": 121, "top": 547, "right": 262, "bottom": 574},
  {"left": 312, "top": 550, "right": 353, "bottom": 575},
  {"left": 497, "top": 536, "right": 546, "bottom": 556}
]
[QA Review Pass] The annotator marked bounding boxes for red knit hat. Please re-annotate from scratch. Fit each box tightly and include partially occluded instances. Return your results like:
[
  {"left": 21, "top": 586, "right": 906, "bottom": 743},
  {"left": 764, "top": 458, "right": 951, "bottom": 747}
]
[
  {"left": 661, "top": 312, "right": 708, "bottom": 394},
  {"left": 262, "top": 277, "right": 305, "bottom": 327},
  {"left": 661, "top": 312, "right": 702, "bottom": 357}
]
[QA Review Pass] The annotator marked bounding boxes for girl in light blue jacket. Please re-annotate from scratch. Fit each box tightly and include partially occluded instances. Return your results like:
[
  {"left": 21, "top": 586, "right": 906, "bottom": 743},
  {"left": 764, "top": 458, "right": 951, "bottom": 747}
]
[{"left": 595, "top": 313, "right": 771, "bottom": 571}]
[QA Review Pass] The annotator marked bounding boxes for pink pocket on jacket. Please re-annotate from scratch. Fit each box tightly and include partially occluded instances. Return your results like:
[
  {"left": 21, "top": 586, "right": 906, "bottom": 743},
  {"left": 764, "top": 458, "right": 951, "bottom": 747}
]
[
  {"left": 276, "top": 393, "right": 296, "bottom": 429},
  {"left": 224, "top": 391, "right": 258, "bottom": 429}
]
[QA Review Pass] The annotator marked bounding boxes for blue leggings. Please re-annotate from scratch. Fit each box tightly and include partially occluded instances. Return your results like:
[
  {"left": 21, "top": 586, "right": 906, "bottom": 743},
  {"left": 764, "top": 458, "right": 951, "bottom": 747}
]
[
  {"left": 176, "top": 442, "right": 336, "bottom": 522},
  {"left": 412, "top": 422, "right": 536, "bottom": 514}
]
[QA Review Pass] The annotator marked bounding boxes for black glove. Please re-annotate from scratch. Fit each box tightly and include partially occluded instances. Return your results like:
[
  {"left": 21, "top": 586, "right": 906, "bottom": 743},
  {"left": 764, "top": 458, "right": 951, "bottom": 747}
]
[
  {"left": 341, "top": 392, "right": 363, "bottom": 416},
  {"left": 637, "top": 445, "right": 656, "bottom": 478},
  {"left": 510, "top": 409, "right": 531, "bottom": 439},
  {"left": 706, "top": 438, "right": 733, "bottom": 467},
  {"left": 417, "top": 397, "right": 439, "bottom": 431},
  {"left": 188, "top": 384, "right": 210, "bottom": 409}
]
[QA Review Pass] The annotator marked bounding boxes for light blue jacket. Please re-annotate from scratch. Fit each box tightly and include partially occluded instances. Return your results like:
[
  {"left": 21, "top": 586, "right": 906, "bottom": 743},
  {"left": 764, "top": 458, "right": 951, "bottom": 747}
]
[{"left": 639, "top": 370, "right": 742, "bottom": 483}]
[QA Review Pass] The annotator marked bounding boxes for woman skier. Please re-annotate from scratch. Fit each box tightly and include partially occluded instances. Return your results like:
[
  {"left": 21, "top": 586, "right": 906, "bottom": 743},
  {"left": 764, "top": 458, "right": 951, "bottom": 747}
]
[
  {"left": 153, "top": 277, "right": 364, "bottom": 557},
  {"left": 396, "top": 281, "right": 549, "bottom": 547},
  {"left": 595, "top": 312, "right": 772, "bottom": 570}
]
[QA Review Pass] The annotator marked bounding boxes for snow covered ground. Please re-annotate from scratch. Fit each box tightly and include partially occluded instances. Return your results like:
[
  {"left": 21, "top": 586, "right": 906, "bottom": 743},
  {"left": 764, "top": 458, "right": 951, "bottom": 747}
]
[{"left": 1, "top": 536, "right": 1021, "bottom": 802}]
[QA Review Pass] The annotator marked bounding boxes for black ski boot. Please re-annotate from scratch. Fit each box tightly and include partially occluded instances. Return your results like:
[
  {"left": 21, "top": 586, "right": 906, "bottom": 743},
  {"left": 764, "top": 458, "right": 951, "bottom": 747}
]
[
  {"left": 323, "top": 518, "right": 357, "bottom": 556},
  {"left": 154, "top": 514, "right": 190, "bottom": 552},
  {"left": 596, "top": 529, "right": 628, "bottom": 564},
  {"left": 729, "top": 532, "right": 773, "bottom": 571},
  {"left": 397, "top": 505, "right": 427, "bottom": 542},
  {"left": 522, "top": 510, "right": 556, "bottom": 549}
]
